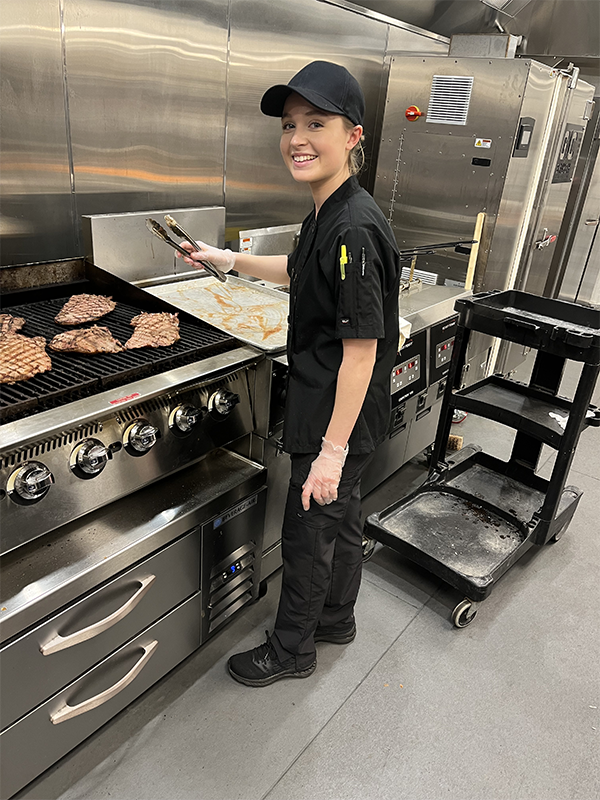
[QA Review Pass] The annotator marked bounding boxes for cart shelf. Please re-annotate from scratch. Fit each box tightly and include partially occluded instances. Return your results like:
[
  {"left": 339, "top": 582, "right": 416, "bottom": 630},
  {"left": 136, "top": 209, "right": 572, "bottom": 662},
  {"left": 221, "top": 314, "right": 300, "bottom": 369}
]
[
  {"left": 366, "top": 445, "right": 583, "bottom": 602},
  {"left": 369, "top": 488, "right": 530, "bottom": 600},
  {"left": 455, "top": 291, "right": 600, "bottom": 363},
  {"left": 451, "top": 375, "right": 600, "bottom": 449}
]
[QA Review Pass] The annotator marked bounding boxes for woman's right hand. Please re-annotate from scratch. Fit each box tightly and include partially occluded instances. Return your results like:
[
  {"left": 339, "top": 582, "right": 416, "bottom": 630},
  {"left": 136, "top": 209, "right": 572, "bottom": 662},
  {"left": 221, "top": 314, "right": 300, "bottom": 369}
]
[{"left": 177, "top": 240, "right": 237, "bottom": 273}]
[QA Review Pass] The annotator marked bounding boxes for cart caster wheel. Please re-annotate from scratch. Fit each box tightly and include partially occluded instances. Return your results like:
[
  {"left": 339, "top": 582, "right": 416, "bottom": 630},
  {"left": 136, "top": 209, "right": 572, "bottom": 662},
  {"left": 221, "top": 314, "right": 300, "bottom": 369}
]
[
  {"left": 362, "top": 536, "right": 377, "bottom": 562},
  {"left": 452, "top": 599, "right": 478, "bottom": 628},
  {"left": 548, "top": 524, "right": 567, "bottom": 544},
  {"left": 452, "top": 409, "right": 468, "bottom": 424}
]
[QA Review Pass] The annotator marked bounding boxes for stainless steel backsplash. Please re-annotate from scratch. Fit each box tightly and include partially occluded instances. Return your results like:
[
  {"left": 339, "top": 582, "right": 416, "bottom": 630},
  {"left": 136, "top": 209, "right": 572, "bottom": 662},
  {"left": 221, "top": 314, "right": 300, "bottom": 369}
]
[{"left": 0, "top": 0, "right": 448, "bottom": 267}]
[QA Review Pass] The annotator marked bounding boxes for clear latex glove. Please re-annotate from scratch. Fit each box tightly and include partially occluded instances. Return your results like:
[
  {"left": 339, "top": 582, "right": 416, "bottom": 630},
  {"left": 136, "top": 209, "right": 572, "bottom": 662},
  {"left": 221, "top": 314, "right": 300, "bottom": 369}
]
[
  {"left": 178, "top": 240, "right": 236, "bottom": 272},
  {"left": 301, "top": 438, "right": 349, "bottom": 511}
]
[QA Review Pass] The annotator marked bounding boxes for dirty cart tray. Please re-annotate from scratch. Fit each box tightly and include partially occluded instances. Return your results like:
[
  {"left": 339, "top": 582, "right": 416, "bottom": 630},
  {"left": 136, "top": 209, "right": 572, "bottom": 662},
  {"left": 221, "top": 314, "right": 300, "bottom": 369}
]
[{"left": 365, "top": 489, "right": 530, "bottom": 601}]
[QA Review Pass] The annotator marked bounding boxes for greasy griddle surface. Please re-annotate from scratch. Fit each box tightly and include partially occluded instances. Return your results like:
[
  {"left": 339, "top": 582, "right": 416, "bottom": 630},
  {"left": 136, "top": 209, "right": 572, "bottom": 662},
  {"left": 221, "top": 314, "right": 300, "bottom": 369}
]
[
  {"left": 0, "top": 295, "right": 234, "bottom": 422},
  {"left": 147, "top": 277, "right": 288, "bottom": 352}
]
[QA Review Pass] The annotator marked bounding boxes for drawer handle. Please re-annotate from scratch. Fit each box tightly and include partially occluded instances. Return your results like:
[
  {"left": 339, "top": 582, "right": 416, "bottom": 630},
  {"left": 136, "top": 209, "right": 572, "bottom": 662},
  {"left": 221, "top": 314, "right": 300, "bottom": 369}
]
[
  {"left": 41, "top": 575, "right": 156, "bottom": 656},
  {"left": 50, "top": 640, "right": 158, "bottom": 725}
]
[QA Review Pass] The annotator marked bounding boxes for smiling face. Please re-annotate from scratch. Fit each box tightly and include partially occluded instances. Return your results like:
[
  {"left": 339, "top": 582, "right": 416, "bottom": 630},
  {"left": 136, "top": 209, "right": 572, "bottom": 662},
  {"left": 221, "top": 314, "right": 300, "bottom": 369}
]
[{"left": 280, "top": 93, "right": 362, "bottom": 209}]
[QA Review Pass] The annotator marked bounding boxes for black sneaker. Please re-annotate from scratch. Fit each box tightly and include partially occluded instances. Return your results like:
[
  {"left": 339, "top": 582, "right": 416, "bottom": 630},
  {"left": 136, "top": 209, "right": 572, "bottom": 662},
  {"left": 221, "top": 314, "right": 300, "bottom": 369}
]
[
  {"left": 227, "top": 632, "right": 317, "bottom": 687},
  {"left": 314, "top": 622, "right": 357, "bottom": 645}
]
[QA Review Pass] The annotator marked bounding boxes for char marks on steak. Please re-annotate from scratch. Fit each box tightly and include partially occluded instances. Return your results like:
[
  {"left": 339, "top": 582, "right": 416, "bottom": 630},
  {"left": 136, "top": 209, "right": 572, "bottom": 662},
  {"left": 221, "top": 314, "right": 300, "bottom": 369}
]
[
  {"left": 55, "top": 294, "right": 117, "bottom": 325},
  {"left": 49, "top": 325, "right": 124, "bottom": 354},
  {"left": 0, "top": 334, "right": 52, "bottom": 384},
  {"left": 0, "top": 314, "right": 26, "bottom": 335},
  {"left": 124, "top": 312, "right": 180, "bottom": 349}
]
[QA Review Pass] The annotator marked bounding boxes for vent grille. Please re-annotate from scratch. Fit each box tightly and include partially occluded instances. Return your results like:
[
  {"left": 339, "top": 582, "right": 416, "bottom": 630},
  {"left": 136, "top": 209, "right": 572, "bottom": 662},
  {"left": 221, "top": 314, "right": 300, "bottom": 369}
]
[
  {"left": 208, "top": 547, "right": 257, "bottom": 633},
  {"left": 118, "top": 396, "right": 168, "bottom": 423},
  {"left": 401, "top": 268, "right": 438, "bottom": 285},
  {"left": 426, "top": 75, "right": 474, "bottom": 126},
  {"left": 1, "top": 422, "right": 102, "bottom": 469}
]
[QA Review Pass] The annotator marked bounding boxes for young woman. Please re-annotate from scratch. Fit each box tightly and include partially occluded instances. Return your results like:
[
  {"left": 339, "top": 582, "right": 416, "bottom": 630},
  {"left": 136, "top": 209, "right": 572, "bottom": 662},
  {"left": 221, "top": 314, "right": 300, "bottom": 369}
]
[{"left": 180, "top": 61, "right": 401, "bottom": 687}]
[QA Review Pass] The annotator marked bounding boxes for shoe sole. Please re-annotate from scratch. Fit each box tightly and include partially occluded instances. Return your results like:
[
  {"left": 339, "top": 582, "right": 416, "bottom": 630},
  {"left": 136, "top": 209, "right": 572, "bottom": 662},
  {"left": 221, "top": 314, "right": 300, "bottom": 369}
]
[
  {"left": 314, "top": 629, "right": 356, "bottom": 645},
  {"left": 228, "top": 660, "right": 317, "bottom": 687}
]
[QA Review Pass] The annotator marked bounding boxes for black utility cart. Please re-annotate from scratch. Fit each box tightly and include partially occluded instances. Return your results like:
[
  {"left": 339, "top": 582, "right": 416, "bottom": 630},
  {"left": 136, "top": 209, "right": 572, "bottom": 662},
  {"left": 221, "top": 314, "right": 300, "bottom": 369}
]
[{"left": 364, "top": 290, "right": 600, "bottom": 627}]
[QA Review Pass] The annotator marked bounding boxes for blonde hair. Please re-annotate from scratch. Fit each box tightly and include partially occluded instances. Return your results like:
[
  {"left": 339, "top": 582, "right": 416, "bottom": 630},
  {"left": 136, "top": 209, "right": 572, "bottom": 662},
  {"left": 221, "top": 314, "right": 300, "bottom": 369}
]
[{"left": 342, "top": 117, "right": 365, "bottom": 176}]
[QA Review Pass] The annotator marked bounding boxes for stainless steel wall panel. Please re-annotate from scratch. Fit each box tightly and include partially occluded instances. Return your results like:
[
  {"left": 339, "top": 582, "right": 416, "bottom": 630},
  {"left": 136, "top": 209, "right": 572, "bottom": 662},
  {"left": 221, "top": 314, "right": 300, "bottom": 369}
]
[
  {"left": 0, "top": 0, "right": 77, "bottom": 265},
  {"left": 225, "top": 0, "right": 390, "bottom": 234},
  {"left": 225, "top": 0, "right": 448, "bottom": 236},
  {"left": 63, "top": 0, "right": 228, "bottom": 222}
]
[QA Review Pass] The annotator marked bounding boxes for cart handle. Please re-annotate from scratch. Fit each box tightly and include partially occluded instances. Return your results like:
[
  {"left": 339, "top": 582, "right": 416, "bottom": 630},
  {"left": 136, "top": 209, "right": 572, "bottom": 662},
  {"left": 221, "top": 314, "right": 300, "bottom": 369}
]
[{"left": 502, "top": 317, "right": 540, "bottom": 332}]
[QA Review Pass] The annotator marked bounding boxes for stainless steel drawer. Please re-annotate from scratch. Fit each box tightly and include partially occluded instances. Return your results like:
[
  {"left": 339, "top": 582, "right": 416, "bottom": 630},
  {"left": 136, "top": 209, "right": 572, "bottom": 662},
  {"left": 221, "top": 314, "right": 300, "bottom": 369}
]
[
  {"left": 0, "top": 530, "right": 199, "bottom": 731},
  {"left": 0, "top": 593, "right": 201, "bottom": 800}
]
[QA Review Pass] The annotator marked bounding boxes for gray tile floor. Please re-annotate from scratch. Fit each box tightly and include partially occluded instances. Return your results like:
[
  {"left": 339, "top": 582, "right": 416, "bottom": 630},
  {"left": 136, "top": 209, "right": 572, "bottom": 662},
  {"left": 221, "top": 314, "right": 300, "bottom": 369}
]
[{"left": 18, "top": 360, "right": 600, "bottom": 800}]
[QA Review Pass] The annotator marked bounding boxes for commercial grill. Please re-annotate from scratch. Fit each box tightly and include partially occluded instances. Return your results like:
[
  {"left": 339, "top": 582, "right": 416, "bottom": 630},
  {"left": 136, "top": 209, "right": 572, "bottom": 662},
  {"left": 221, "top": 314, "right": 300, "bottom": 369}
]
[
  {"left": 0, "top": 261, "right": 269, "bottom": 798},
  {"left": 0, "top": 271, "right": 236, "bottom": 424}
]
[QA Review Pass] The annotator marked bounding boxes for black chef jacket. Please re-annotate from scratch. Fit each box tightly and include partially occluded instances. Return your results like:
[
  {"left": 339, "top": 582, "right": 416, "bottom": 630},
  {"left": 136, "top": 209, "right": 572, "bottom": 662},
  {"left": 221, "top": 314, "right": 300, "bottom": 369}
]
[{"left": 283, "top": 175, "right": 400, "bottom": 456}]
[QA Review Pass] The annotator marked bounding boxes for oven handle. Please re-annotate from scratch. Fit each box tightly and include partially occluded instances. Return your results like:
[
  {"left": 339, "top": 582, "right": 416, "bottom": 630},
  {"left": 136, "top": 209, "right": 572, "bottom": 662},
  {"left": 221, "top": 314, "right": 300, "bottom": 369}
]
[
  {"left": 40, "top": 575, "right": 156, "bottom": 656},
  {"left": 50, "top": 640, "right": 158, "bottom": 725}
]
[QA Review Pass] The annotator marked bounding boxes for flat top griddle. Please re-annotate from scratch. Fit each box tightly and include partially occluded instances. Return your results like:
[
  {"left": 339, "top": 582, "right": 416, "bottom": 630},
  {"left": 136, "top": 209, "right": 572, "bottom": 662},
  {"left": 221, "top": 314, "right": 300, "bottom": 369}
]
[{"left": 0, "top": 292, "right": 235, "bottom": 423}]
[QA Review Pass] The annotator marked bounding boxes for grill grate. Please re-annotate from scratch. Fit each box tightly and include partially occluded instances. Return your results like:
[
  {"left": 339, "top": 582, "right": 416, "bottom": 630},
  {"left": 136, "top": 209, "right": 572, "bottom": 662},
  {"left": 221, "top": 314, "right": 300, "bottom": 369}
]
[{"left": 0, "top": 295, "right": 235, "bottom": 423}]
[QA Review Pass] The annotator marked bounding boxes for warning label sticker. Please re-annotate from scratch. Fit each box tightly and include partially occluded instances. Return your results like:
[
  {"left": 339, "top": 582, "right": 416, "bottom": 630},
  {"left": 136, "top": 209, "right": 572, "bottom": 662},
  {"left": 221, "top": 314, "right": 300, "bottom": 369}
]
[{"left": 475, "top": 138, "right": 492, "bottom": 149}]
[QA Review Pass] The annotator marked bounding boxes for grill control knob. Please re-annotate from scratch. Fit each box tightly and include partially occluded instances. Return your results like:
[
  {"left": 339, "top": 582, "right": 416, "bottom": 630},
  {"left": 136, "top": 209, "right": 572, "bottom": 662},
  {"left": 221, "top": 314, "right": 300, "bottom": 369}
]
[
  {"left": 72, "top": 439, "right": 109, "bottom": 476},
  {"left": 125, "top": 421, "right": 159, "bottom": 453},
  {"left": 171, "top": 404, "right": 201, "bottom": 433},
  {"left": 209, "top": 389, "right": 240, "bottom": 417},
  {"left": 8, "top": 461, "right": 54, "bottom": 503}
]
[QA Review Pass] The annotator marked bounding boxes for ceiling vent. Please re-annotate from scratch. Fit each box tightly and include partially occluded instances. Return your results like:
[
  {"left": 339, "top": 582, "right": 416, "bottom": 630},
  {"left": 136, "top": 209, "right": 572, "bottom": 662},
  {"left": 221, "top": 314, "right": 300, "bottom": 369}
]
[{"left": 426, "top": 75, "right": 474, "bottom": 126}]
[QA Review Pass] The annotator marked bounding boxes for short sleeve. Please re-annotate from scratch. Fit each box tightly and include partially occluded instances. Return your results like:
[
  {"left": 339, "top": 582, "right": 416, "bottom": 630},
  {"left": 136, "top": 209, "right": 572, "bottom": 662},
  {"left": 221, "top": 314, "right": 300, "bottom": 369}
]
[{"left": 334, "top": 226, "right": 387, "bottom": 339}]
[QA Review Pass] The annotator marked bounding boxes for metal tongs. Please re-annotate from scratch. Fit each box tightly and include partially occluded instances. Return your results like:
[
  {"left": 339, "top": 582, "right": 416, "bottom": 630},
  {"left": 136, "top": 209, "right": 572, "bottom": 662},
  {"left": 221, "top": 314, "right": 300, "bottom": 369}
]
[{"left": 145, "top": 217, "right": 227, "bottom": 282}]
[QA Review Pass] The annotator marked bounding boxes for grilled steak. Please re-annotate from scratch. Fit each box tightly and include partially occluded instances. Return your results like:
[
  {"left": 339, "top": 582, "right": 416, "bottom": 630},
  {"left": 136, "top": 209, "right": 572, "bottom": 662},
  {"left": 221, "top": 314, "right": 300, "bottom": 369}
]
[
  {"left": 49, "top": 325, "right": 124, "bottom": 354},
  {"left": 0, "top": 334, "right": 52, "bottom": 384},
  {"left": 55, "top": 294, "right": 116, "bottom": 325},
  {"left": 0, "top": 314, "right": 26, "bottom": 335},
  {"left": 124, "top": 312, "right": 180, "bottom": 349}
]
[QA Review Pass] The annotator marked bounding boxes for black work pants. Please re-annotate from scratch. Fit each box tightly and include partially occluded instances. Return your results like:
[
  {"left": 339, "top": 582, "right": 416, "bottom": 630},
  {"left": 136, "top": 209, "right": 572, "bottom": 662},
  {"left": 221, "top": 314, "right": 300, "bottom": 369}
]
[{"left": 271, "top": 451, "right": 372, "bottom": 670}]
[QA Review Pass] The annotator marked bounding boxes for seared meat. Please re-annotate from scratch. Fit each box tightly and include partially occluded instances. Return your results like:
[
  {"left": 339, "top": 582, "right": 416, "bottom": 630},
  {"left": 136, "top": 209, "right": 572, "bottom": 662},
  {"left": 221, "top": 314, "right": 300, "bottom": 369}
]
[
  {"left": 55, "top": 294, "right": 116, "bottom": 325},
  {"left": 0, "top": 314, "right": 26, "bottom": 335},
  {"left": 49, "top": 325, "right": 124, "bottom": 354},
  {"left": 0, "top": 334, "right": 52, "bottom": 384},
  {"left": 124, "top": 312, "right": 180, "bottom": 349}
]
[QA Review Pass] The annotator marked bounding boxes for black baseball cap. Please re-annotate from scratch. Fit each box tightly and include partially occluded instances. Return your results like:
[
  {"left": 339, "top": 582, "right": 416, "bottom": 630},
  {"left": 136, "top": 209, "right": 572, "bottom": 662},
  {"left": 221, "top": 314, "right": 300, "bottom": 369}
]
[{"left": 260, "top": 61, "right": 365, "bottom": 127}]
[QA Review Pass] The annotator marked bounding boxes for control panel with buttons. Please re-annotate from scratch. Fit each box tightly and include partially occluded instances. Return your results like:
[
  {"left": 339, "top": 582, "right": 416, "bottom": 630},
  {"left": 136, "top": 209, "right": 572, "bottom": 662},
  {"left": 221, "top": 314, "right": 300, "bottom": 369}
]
[
  {"left": 391, "top": 355, "right": 421, "bottom": 395},
  {"left": 435, "top": 336, "right": 455, "bottom": 370}
]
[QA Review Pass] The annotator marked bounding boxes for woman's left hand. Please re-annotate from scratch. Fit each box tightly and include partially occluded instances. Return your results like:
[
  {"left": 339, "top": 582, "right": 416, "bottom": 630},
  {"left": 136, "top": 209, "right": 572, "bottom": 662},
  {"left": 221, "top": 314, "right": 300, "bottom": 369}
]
[{"left": 301, "top": 439, "right": 348, "bottom": 511}]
